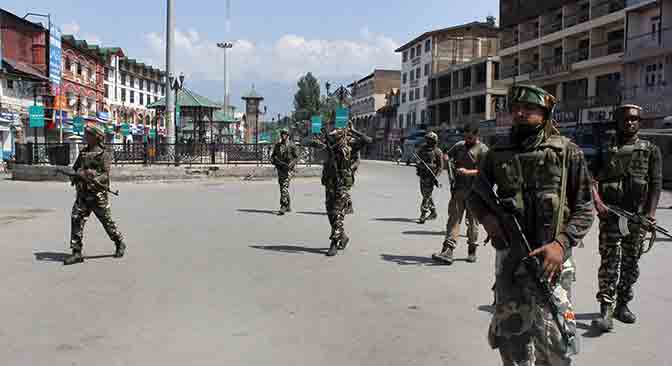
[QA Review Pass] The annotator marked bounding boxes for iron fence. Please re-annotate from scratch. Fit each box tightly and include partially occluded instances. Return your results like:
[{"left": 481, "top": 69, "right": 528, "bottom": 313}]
[{"left": 14, "top": 143, "right": 323, "bottom": 166}]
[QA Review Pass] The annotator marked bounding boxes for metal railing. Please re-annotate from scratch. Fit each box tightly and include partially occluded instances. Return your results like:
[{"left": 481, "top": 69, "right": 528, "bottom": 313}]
[
  {"left": 542, "top": 20, "right": 563, "bottom": 36},
  {"left": 626, "top": 28, "right": 672, "bottom": 57},
  {"left": 591, "top": 0, "right": 625, "bottom": 19},
  {"left": 13, "top": 143, "right": 323, "bottom": 166},
  {"left": 520, "top": 28, "right": 540, "bottom": 43},
  {"left": 564, "top": 9, "right": 590, "bottom": 28},
  {"left": 500, "top": 65, "right": 519, "bottom": 79},
  {"left": 591, "top": 39, "right": 624, "bottom": 58},
  {"left": 520, "top": 61, "right": 539, "bottom": 75},
  {"left": 566, "top": 48, "right": 589, "bottom": 64}
]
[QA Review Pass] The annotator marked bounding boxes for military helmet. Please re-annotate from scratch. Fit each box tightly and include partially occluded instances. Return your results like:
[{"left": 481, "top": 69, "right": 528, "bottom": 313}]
[
  {"left": 508, "top": 84, "right": 557, "bottom": 115},
  {"left": 85, "top": 124, "right": 106, "bottom": 139},
  {"left": 280, "top": 128, "right": 289, "bottom": 135},
  {"left": 614, "top": 104, "right": 642, "bottom": 122},
  {"left": 425, "top": 131, "right": 439, "bottom": 142}
]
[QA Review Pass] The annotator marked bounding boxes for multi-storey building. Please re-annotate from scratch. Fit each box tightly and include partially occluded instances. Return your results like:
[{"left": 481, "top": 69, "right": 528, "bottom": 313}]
[
  {"left": 60, "top": 35, "right": 105, "bottom": 127},
  {"left": 622, "top": 0, "right": 672, "bottom": 126},
  {"left": 427, "top": 56, "right": 508, "bottom": 128},
  {"left": 395, "top": 20, "right": 500, "bottom": 136},
  {"left": 373, "top": 88, "right": 401, "bottom": 159},
  {"left": 498, "top": 0, "right": 627, "bottom": 126},
  {"left": 348, "top": 69, "right": 401, "bottom": 135}
]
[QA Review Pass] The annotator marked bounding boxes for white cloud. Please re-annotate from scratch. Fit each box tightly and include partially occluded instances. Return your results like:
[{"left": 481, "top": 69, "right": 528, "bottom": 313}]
[
  {"left": 61, "top": 21, "right": 80, "bottom": 35},
  {"left": 61, "top": 21, "right": 102, "bottom": 45},
  {"left": 144, "top": 28, "right": 400, "bottom": 84}
]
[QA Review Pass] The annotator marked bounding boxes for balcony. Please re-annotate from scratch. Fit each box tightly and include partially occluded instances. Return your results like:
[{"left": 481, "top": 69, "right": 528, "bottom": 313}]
[
  {"left": 591, "top": 0, "right": 625, "bottom": 19},
  {"left": 626, "top": 28, "right": 672, "bottom": 61},
  {"left": 591, "top": 39, "right": 624, "bottom": 58},
  {"left": 532, "top": 56, "right": 570, "bottom": 79},
  {"left": 501, "top": 65, "right": 519, "bottom": 79},
  {"left": 520, "top": 61, "right": 539, "bottom": 75},
  {"left": 542, "top": 20, "right": 563, "bottom": 36},
  {"left": 520, "top": 28, "right": 540, "bottom": 43},
  {"left": 564, "top": 8, "right": 589, "bottom": 28},
  {"left": 501, "top": 29, "right": 519, "bottom": 49},
  {"left": 622, "top": 84, "right": 672, "bottom": 102},
  {"left": 566, "top": 48, "right": 589, "bottom": 64}
]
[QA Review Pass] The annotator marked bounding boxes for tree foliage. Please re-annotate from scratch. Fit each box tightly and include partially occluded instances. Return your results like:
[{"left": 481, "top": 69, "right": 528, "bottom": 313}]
[{"left": 293, "top": 72, "right": 321, "bottom": 122}]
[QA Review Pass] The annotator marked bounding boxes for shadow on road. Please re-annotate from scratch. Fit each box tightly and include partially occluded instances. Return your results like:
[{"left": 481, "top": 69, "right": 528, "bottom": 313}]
[
  {"left": 237, "top": 209, "right": 279, "bottom": 215},
  {"left": 34, "top": 252, "right": 116, "bottom": 262},
  {"left": 402, "top": 230, "right": 446, "bottom": 236},
  {"left": 655, "top": 237, "right": 672, "bottom": 243},
  {"left": 380, "top": 254, "right": 443, "bottom": 266},
  {"left": 373, "top": 218, "right": 418, "bottom": 223},
  {"left": 576, "top": 312, "right": 600, "bottom": 321},
  {"left": 297, "top": 211, "right": 328, "bottom": 216},
  {"left": 477, "top": 304, "right": 495, "bottom": 314},
  {"left": 250, "top": 245, "right": 327, "bottom": 255}
]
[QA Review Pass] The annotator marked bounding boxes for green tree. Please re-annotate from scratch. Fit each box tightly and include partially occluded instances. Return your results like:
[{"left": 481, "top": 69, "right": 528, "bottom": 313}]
[{"left": 293, "top": 72, "right": 321, "bottom": 122}]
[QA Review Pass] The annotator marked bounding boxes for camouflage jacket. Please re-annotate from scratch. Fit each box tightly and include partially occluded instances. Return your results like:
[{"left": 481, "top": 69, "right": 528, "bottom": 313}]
[
  {"left": 447, "top": 140, "right": 489, "bottom": 191},
  {"left": 415, "top": 143, "right": 444, "bottom": 178},
  {"left": 271, "top": 140, "right": 299, "bottom": 171},
  {"left": 72, "top": 143, "right": 112, "bottom": 195}
]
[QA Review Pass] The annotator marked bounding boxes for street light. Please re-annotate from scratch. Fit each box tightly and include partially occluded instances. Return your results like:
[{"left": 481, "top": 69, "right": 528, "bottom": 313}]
[
  {"left": 216, "top": 42, "right": 233, "bottom": 121},
  {"left": 168, "top": 72, "right": 185, "bottom": 143}
]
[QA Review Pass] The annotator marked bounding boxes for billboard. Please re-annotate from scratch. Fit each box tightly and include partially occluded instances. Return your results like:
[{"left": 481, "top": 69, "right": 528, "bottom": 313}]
[{"left": 49, "top": 23, "right": 62, "bottom": 88}]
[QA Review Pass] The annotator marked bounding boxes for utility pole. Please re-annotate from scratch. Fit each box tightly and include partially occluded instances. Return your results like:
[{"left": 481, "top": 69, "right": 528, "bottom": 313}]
[{"left": 165, "top": 0, "right": 176, "bottom": 144}]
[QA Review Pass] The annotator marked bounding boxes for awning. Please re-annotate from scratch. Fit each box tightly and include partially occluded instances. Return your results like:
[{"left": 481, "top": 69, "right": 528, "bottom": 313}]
[{"left": 2, "top": 58, "right": 49, "bottom": 82}]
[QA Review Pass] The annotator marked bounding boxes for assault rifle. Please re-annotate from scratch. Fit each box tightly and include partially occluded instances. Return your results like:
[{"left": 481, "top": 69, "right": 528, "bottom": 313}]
[
  {"left": 56, "top": 168, "right": 119, "bottom": 196},
  {"left": 605, "top": 204, "right": 672, "bottom": 254},
  {"left": 469, "top": 173, "right": 577, "bottom": 355},
  {"left": 413, "top": 151, "right": 442, "bottom": 188}
]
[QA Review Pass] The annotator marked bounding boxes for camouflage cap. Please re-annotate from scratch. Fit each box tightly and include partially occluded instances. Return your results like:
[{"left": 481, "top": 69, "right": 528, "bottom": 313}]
[
  {"left": 508, "top": 84, "right": 557, "bottom": 114},
  {"left": 85, "top": 124, "right": 106, "bottom": 139},
  {"left": 425, "top": 131, "right": 439, "bottom": 142},
  {"left": 614, "top": 104, "right": 642, "bottom": 121},
  {"left": 280, "top": 128, "right": 289, "bottom": 135}
]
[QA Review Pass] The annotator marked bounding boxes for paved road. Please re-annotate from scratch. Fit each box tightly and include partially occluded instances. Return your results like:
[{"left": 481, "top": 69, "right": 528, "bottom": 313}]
[{"left": 1, "top": 162, "right": 671, "bottom": 365}]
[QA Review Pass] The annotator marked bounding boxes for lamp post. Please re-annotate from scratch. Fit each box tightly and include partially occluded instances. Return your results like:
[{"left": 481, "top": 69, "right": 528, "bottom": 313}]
[
  {"left": 165, "top": 0, "right": 176, "bottom": 144},
  {"left": 216, "top": 42, "right": 233, "bottom": 121}
]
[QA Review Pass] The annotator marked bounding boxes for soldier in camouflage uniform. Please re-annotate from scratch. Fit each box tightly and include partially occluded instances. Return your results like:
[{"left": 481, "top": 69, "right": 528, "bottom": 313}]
[
  {"left": 64, "top": 124, "right": 126, "bottom": 265},
  {"left": 433, "top": 121, "right": 488, "bottom": 264},
  {"left": 590, "top": 104, "right": 662, "bottom": 332},
  {"left": 467, "top": 85, "right": 594, "bottom": 365},
  {"left": 271, "top": 129, "right": 299, "bottom": 215},
  {"left": 416, "top": 132, "right": 444, "bottom": 224},
  {"left": 343, "top": 132, "right": 371, "bottom": 215},
  {"left": 309, "top": 125, "right": 371, "bottom": 256}
]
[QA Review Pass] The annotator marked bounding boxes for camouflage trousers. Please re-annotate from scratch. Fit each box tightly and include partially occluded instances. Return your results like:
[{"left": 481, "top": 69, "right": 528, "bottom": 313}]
[
  {"left": 343, "top": 186, "right": 353, "bottom": 214},
  {"left": 419, "top": 176, "right": 437, "bottom": 216},
  {"left": 70, "top": 193, "right": 124, "bottom": 251},
  {"left": 596, "top": 219, "right": 645, "bottom": 305},
  {"left": 444, "top": 190, "right": 479, "bottom": 247},
  {"left": 325, "top": 184, "right": 347, "bottom": 240},
  {"left": 278, "top": 174, "right": 292, "bottom": 210},
  {"left": 491, "top": 249, "right": 577, "bottom": 366}
]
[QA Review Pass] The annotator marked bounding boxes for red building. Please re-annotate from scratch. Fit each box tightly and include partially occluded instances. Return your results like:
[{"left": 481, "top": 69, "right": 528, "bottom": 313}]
[{"left": 59, "top": 35, "right": 105, "bottom": 124}]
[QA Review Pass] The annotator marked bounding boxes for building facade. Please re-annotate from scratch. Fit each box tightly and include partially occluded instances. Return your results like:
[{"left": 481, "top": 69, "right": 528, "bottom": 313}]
[
  {"left": 395, "top": 21, "right": 500, "bottom": 136},
  {"left": 427, "top": 56, "right": 508, "bottom": 129},
  {"left": 348, "top": 69, "right": 401, "bottom": 134},
  {"left": 498, "top": 0, "right": 626, "bottom": 127},
  {"left": 622, "top": 0, "right": 672, "bottom": 126},
  {"left": 0, "top": 8, "right": 49, "bottom": 153}
]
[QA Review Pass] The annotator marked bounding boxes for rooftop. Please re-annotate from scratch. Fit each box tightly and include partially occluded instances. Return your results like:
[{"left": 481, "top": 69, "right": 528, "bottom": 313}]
[{"left": 395, "top": 21, "right": 499, "bottom": 53}]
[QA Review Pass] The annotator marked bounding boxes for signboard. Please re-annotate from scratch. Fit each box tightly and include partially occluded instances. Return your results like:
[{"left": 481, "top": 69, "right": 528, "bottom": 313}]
[
  {"left": 335, "top": 107, "right": 349, "bottom": 129},
  {"left": 121, "top": 123, "right": 130, "bottom": 136},
  {"left": 311, "top": 116, "right": 322, "bottom": 134},
  {"left": 175, "top": 105, "right": 181, "bottom": 127},
  {"left": 29, "top": 106, "right": 45, "bottom": 128},
  {"left": 73, "top": 116, "right": 84, "bottom": 134},
  {"left": 260, "top": 132, "right": 270, "bottom": 142},
  {"left": 97, "top": 112, "right": 110, "bottom": 121},
  {"left": 582, "top": 106, "right": 615, "bottom": 123},
  {"left": 49, "top": 23, "right": 62, "bottom": 88}
]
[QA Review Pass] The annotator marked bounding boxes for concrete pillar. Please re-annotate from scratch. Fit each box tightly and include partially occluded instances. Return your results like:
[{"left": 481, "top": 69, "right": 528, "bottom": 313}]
[
  {"left": 486, "top": 60, "right": 493, "bottom": 89},
  {"left": 485, "top": 94, "right": 493, "bottom": 119}
]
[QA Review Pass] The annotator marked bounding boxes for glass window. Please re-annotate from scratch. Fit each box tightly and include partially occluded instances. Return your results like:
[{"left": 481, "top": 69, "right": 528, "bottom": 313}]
[
  {"left": 104, "top": 85, "right": 109, "bottom": 98},
  {"left": 130, "top": 90, "right": 135, "bottom": 103},
  {"left": 425, "top": 39, "right": 431, "bottom": 53},
  {"left": 121, "top": 73, "right": 126, "bottom": 85},
  {"left": 140, "top": 79, "right": 144, "bottom": 90},
  {"left": 121, "top": 88, "right": 126, "bottom": 102},
  {"left": 402, "top": 92, "right": 407, "bottom": 103},
  {"left": 410, "top": 48, "right": 415, "bottom": 59},
  {"left": 424, "top": 64, "right": 430, "bottom": 76},
  {"left": 7, "top": 79, "right": 14, "bottom": 89},
  {"left": 403, "top": 73, "right": 407, "bottom": 84},
  {"left": 415, "top": 88, "right": 420, "bottom": 100},
  {"left": 130, "top": 76, "right": 135, "bottom": 88},
  {"left": 76, "top": 63, "right": 82, "bottom": 75},
  {"left": 140, "top": 93, "right": 144, "bottom": 105},
  {"left": 65, "top": 58, "right": 71, "bottom": 72},
  {"left": 403, "top": 51, "right": 408, "bottom": 62},
  {"left": 416, "top": 68, "right": 421, "bottom": 79},
  {"left": 416, "top": 45, "right": 421, "bottom": 56}
]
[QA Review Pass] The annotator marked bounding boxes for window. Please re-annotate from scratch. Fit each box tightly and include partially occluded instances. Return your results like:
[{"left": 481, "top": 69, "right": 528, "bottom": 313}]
[
  {"left": 403, "top": 73, "right": 407, "bottom": 84},
  {"left": 402, "top": 92, "right": 407, "bottom": 103},
  {"left": 121, "top": 73, "right": 126, "bottom": 85},
  {"left": 7, "top": 79, "right": 14, "bottom": 89},
  {"left": 104, "top": 85, "right": 109, "bottom": 98},
  {"left": 423, "top": 86, "right": 428, "bottom": 98},
  {"left": 161, "top": 86, "right": 165, "bottom": 96},
  {"left": 403, "top": 51, "right": 408, "bottom": 63},
  {"left": 399, "top": 114, "right": 404, "bottom": 128},
  {"left": 104, "top": 68, "right": 109, "bottom": 80},
  {"left": 425, "top": 39, "right": 431, "bottom": 53},
  {"left": 130, "top": 76, "right": 135, "bottom": 88},
  {"left": 140, "top": 79, "right": 144, "bottom": 90},
  {"left": 424, "top": 64, "right": 430, "bottom": 76},
  {"left": 596, "top": 72, "right": 621, "bottom": 98},
  {"left": 409, "top": 90, "right": 414, "bottom": 101},
  {"left": 155, "top": 83, "right": 159, "bottom": 93},
  {"left": 65, "top": 58, "right": 71, "bottom": 73},
  {"left": 652, "top": 16, "right": 661, "bottom": 38},
  {"left": 410, "top": 48, "right": 415, "bottom": 59},
  {"left": 416, "top": 44, "right": 422, "bottom": 56},
  {"left": 415, "top": 88, "right": 420, "bottom": 100},
  {"left": 410, "top": 70, "right": 415, "bottom": 82},
  {"left": 421, "top": 110, "right": 426, "bottom": 123},
  {"left": 645, "top": 63, "right": 663, "bottom": 87},
  {"left": 130, "top": 90, "right": 135, "bottom": 103},
  {"left": 416, "top": 68, "right": 421, "bottom": 79},
  {"left": 76, "top": 63, "right": 82, "bottom": 75},
  {"left": 140, "top": 93, "right": 144, "bottom": 105},
  {"left": 121, "top": 88, "right": 126, "bottom": 102}
]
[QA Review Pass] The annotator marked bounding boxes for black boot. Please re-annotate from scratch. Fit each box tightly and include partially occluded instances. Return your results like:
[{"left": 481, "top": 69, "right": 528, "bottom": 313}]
[
  {"left": 615, "top": 303, "right": 637, "bottom": 324},
  {"left": 591, "top": 302, "right": 614, "bottom": 332},
  {"left": 418, "top": 213, "right": 427, "bottom": 224},
  {"left": 63, "top": 250, "right": 84, "bottom": 265},
  {"left": 467, "top": 244, "right": 478, "bottom": 263},
  {"left": 337, "top": 233, "right": 350, "bottom": 250},
  {"left": 326, "top": 239, "right": 339, "bottom": 257},
  {"left": 427, "top": 209, "right": 438, "bottom": 221},
  {"left": 114, "top": 242, "right": 126, "bottom": 258},
  {"left": 432, "top": 241, "right": 454, "bottom": 265},
  {"left": 277, "top": 207, "right": 287, "bottom": 216}
]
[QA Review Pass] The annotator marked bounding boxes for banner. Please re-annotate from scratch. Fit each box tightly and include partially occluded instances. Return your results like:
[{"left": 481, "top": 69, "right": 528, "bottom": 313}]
[
  {"left": 29, "top": 106, "right": 45, "bottom": 128},
  {"left": 335, "top": 107, "right": 349, "bottom": 129},
  {"left": 311, "top": 115, "right": 322, "bottom": 134},
  {"left": 49, "top": 23, "right": 62, "bottom": 88}
]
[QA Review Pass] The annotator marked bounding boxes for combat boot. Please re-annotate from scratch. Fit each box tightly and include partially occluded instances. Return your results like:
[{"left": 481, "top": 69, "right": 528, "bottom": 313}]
[
  {"left": 326, "top": 239, "right": 339, "bottom": 257},
  {"left": 285, "top": 206, "right": 292, "bottom": 213},
  {"left": 466, "top": 244, "right": 478, "bottom": 263},
  {"left": 345, "top": 206, "right": 354, "bottom": 215},
  {"left": 114, "top": 241, "right": 126, "bottom": 258},
  {"left": 591, "top": 302, "right": 614, "bottom": 332},
  {"left": 615, "top": 303, "right": 637, "bottom": 324},
  {"left": 277, "top": 207, "right": 287, "bottom": 216},
  {"left": 337, "top": 233, "right": 350, "bottom": 250},
  {"left": 432, "top": 241, "right": 454, "bottom": 265},
  {"left": 63, "top": 250, "right": 84, "bottom": 266},
  {"left": 427, "top": 209, "right": 438, "bottom": 221},
  {"left": 418, "top": 213, "right": 428, "bottom": 224}
]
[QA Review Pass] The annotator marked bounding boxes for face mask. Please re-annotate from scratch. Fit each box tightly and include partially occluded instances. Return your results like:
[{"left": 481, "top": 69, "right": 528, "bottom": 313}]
[{"left": 511, "top": 123, "right": 544, "bottom": 147}]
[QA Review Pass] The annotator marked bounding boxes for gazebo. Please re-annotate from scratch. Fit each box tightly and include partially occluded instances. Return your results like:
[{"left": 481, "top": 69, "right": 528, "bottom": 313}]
[
  {"left": 212, "top": 108, "right": 239, "bottom": 143},
  {"left": 147, "top": 88, "right": 221, "bottom": 143}
]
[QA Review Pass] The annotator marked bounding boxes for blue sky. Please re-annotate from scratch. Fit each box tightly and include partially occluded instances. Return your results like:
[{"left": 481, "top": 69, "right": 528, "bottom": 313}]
[{"left": 5, "top": 0, "right": 498, "bottom": 116}]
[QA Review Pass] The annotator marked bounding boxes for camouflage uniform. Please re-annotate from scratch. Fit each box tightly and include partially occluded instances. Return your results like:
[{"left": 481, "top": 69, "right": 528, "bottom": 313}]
[
  {"left": 68, "top": 126, "right": 125, "bottom": 262},
  {"left": 591, "top": 104, "right": 662, "bottom": 329},
  {"left": 271, "top": 135, "right": 299, "bottom": 213},
  {"left": 416, "top": 133, "right": 444, "bottom": 223},
  {"left": 468, "top": 85, "right": 594, "bottom": 365},
  {"left": 441, "top": 140, "right": 488, "bottom": 253}
]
